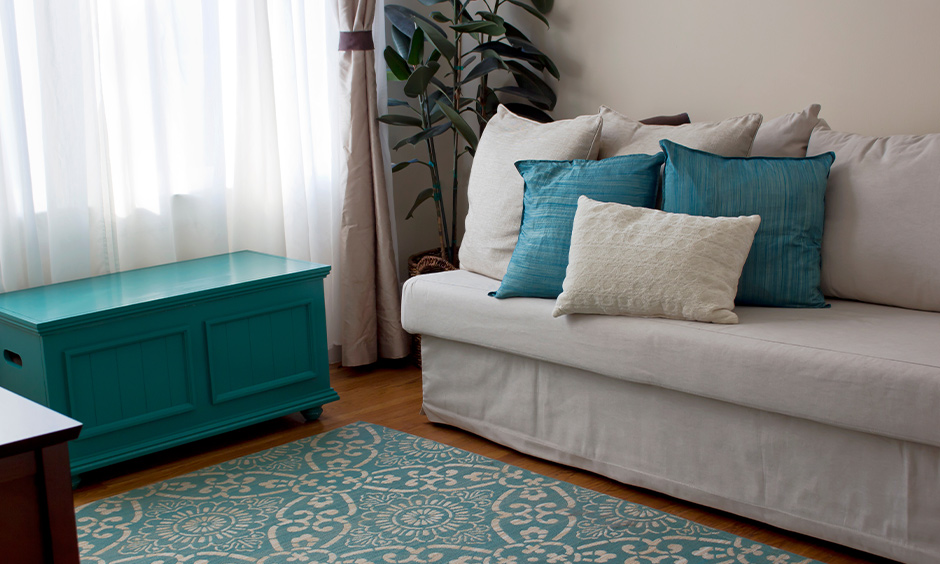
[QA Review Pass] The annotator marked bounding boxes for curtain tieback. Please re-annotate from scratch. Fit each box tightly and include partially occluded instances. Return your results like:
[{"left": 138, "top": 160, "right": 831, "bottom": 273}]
[{"left": 339, "top": 30, "right": 374, "bottom": 51}]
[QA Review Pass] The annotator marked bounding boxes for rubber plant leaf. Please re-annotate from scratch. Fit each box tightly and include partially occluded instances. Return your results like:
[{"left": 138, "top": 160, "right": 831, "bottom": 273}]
[
  {"left": 404, "top": 61, "right": 441, "bottom": 98},
  {"left": 430, "top": 76, "right": 452, "bottom": 97},
  {"left": 415, "top": 19, "right": 456, "bottom": 60},
  {"left": 471, "top": 41, "right": 545, "bottom": 71},
  {"left": 531, "top": 0, "right": 554, "bottom": 14},
  {"left": 393, "top": 122, "right": 452, "bottom": 150},
  {"left": 428, "top": 103, "right": 446, "bottom": 124},
  {"left": 436, "top": 100, "right": 479, "bottom": 151},
  {"left": 475, "top": 11, "right": 506, "bottom": 26},
  {"left": 405, "top": 188, "right": 435, "bottom": 219},
  {"left": 504, "top": 0, "right": 549, "bottom": 27},
  {"left": 385, "top": 5, "right": 447, "bottom": 38},
  {"left": 384, "top": 47, "right": 411, "bottom": 81},
  {"left": 462, "top": 57, "right": 504, "bottom": 83},
  {"left": 476, "top": 83, "right": 500, "bottom": 125},
  {"left": 458, "top": 6, "right": 474, "bottom": 25},
  {"left": 407, "top": 27, "right": 425, "bottom": 66},
  {"left": 378, "top": 114, "right": 424, "bottom": 127},
  {"left": 538, "top": 52, "right": 560, "bottom": 79},
  {"left": 390, "top": 25, "right": 411, "bottom": 59},
  {"left": 452, "top": 20, "right": 506, "bottom": 35},
  {"left": 503, "top": 22, "right": 531, "bottom": 40},
  {"left": 502, "top": 23, "right": 561, "bottom": 77},
  {"left": 503, "top": 103, "right": 553, "bottom": 123},
  {"left": 392, "top": 159, "right": 430, "bottom": 172},
  {"left": 506, "top": 60, "right": 557, "bottom": 109},
  {"left": 428, "top": 90, "right": 450, "bottom": 123},
  {"left": 427, "top": 89, "right": 447, "bottom": 105},
  {"left": 494, "top": 85, "right": 553, "bottom": 108}
]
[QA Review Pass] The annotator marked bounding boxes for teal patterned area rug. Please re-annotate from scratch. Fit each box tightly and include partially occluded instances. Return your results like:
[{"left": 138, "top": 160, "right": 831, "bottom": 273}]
[{"left": 75, "top": 422, "right": 817, "bottom": 563}]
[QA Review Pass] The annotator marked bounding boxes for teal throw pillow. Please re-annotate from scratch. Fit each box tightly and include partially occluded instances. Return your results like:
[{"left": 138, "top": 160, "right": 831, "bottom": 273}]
[
  {"left": 660, "top": 139, "right": 835, "bottom": 307},
  {"left": 493, "top": 153, "right": 665, "bottom": 299}
]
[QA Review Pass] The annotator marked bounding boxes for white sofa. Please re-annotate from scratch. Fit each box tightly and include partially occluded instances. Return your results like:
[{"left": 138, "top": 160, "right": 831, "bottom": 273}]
[{"left": 400, "top": 114, "right": 940, "bottom": 563}]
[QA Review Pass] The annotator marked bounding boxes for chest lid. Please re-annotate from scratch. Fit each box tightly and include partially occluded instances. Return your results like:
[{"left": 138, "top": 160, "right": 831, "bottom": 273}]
[{"left": 0, "top": 251, "right": 330, "bottom": 332}]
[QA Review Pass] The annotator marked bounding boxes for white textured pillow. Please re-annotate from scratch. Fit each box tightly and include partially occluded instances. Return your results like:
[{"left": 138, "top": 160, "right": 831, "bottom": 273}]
[
  {"left": 750, "top": 104, "right": 821, "bottom": 157},
  {"left": 553, "top": 197, "right": 760, "bottom": 324},
  {"left": 598, "top": 106, "right": 762, "bottom": 159},
  {"left": 808, "top": 122, "right": 940, "bottom": 312},
  {"left": 459, "top": 106, "right": 602, "bottom": 280}
]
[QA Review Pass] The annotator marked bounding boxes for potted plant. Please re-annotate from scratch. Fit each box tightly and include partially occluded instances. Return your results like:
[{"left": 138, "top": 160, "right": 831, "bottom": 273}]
[{"left": 380, "top": 0, "right": 558, "bottom": 272}]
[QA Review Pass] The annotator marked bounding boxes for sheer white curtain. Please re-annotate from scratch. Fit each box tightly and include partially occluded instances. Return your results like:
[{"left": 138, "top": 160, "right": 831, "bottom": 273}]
[{"left": 0, "top": 0, "right": 343, "bottom": 359}]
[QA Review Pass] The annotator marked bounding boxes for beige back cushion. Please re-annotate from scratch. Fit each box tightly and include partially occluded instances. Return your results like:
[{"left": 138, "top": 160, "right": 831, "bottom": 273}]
[
  {"left": 459, "top": 106, "right": 602, "bottom": 281},
  {"left": 751, "top": 104, "right": 821, "bottom": 157},
  {"left": 598, "top": 106, "right": 762, "bottom": 159},
  {"left": 808, "top": 122, "right": 940, "bottom": 312}
]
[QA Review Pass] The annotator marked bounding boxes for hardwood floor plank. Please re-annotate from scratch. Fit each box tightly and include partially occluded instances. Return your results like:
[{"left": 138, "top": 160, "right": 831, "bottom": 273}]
[{"left": 72, "top": 361, "right": 891, "bottom": 563}]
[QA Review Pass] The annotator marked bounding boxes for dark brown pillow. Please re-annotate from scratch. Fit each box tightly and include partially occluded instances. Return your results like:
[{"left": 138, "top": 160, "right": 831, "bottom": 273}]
[{"left": 639, "top": 113, "right": 691, "bottom": 126}]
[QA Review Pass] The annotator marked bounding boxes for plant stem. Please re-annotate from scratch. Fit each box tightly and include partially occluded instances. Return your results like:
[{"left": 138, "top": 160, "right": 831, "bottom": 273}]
[
  {"left": 479, "top": 73, "right": 490, "bottom": 126},
  {"left": 449, "top": 0, "right": 464, "bottom": 265},
  {"left": 418, "top": 91, "right": 450, "bottom": 258}
]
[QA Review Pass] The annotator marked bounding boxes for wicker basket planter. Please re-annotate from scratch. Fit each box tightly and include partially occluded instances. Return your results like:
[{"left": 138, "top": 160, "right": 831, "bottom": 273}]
[{"left": 407, "top": 248, "right": 457, "bottom": 367}]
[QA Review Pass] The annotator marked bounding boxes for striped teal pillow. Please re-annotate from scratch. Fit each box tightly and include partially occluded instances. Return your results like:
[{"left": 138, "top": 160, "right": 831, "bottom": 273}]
[
  {"left": 661, "top": 139, "right": 835, "bottom": 307},
  {"left": 493, "top": 153, "right": 665, "bottom": 299}
]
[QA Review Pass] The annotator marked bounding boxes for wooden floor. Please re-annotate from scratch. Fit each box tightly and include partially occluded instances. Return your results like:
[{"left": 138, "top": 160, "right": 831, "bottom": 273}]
[{"left": 74, "top": 361, "right": 891, "bottom": 563}]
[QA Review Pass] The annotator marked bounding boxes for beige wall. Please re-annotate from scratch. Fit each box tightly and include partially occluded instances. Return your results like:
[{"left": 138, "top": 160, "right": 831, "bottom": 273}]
[
  {"left": 389, "top": 0, "right": 940, "bottom": 278},
  {"left": 540, "top": 0, "right": 940, "bottom": 135}
]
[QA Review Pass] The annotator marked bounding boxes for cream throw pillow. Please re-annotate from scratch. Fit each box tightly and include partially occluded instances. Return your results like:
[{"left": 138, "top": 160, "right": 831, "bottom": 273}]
[
  {"left": 553, "top": 197, "right": 760, "bottom": 324},
  {"left": 459, "top": 106, "right": 603, "bottom": 280},
  {"left": 598, "top": 106, "right": 762, "bottom": 159}
]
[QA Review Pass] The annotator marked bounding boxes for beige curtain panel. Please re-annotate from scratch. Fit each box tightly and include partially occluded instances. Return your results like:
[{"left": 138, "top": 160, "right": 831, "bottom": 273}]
[{"left": 336, "top": 0, "right": 410, "bottom": 366}]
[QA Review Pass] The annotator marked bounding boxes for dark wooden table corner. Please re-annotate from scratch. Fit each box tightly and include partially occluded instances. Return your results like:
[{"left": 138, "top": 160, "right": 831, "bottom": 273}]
[{"left": 0, "top": 386, "right": 82, "bottom": 564}]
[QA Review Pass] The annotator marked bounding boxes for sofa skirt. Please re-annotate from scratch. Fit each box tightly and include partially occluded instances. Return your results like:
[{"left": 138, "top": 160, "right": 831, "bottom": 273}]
[{"left": 420, "top": 336, "right": 940, "bottom": 564}]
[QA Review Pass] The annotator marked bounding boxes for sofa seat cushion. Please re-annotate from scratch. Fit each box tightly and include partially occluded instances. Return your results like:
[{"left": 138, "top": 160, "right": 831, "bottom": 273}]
[{"left": 402, "top": 269, "right": 940, "bottom": 448}]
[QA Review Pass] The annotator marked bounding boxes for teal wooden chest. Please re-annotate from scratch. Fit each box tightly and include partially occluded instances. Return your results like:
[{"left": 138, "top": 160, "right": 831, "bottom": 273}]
[{"left": 0, "top": 251, "right": 338, "bottom": 476}]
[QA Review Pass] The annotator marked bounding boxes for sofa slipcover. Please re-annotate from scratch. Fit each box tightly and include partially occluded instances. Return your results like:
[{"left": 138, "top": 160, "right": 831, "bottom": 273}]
[
  {"left": 402, "top": 269, "right": 940, "bottom": 448},
  {"left": 417, "top": 335, "right": 940, "bottom": 564}
]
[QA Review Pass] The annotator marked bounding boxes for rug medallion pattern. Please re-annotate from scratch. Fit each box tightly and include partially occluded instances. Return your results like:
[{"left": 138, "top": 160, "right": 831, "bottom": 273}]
[{"left": 75, "top": 422, "right": 816, "bottom": 563}]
